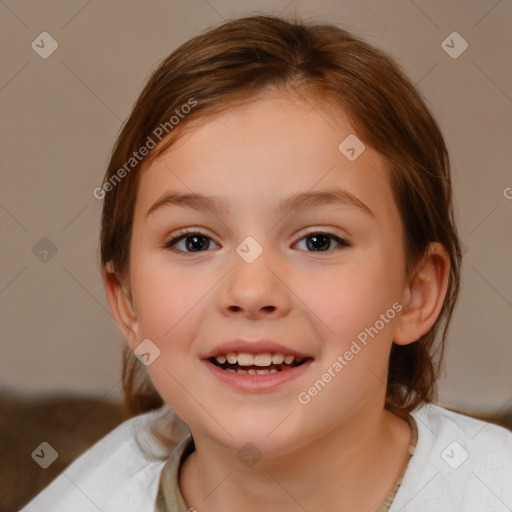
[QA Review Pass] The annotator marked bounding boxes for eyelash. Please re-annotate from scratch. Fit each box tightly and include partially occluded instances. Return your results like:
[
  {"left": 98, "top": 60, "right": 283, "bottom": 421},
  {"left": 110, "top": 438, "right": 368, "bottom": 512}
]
[{"left": 163, "top": 228, "right": 350, "bottom": 254}]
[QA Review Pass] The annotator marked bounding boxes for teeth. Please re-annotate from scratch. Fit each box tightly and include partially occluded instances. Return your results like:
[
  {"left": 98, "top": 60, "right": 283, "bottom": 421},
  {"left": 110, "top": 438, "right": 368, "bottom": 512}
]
[
  {"left": 226, "top": 352, "right": 237, "bottom": 364},
  {"left": 237, "top": 352, "right": 254, "bottom": 366},
  {"left": 223, "top": 367, "right": 282, "bottom": 375},
  {"left": 254, "top": 353, "right": 272, "bottom": 366},
  {"left": 213, "top": 351, "right": 304, "bottom": 367},
  {"left": 271, "top": 353, "right": 285, "bottom": 364}
]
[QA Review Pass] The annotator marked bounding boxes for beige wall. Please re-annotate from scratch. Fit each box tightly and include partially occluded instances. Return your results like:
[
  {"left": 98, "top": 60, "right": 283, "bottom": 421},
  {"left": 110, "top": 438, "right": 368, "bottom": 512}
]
[{"left": 1, "top": 0, "right": 511, "bottom": 414}]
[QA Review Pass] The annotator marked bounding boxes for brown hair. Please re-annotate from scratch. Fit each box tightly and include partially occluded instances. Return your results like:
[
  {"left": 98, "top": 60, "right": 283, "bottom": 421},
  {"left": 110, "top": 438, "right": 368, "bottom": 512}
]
[{"left": 100, "top": 14, "right": 461, "bottom": 449}]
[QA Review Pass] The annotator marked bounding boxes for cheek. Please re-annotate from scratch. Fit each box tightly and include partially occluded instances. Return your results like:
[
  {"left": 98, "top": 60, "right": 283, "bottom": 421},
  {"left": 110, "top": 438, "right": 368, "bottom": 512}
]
[
  {"left": 128, "top": 256, "right": 207, "bottom": 416},
  {"left": 300, "top": 257, "right": 401, "bottom": 340},
  {"left": 130, "top": 250, "right": 208, "bottom": 340}
]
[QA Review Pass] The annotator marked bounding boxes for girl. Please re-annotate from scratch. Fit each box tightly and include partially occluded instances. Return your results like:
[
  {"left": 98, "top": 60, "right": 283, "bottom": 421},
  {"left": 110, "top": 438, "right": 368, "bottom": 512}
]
[{"left": 21, "top": 14, "right": 512, "bottom": 512}]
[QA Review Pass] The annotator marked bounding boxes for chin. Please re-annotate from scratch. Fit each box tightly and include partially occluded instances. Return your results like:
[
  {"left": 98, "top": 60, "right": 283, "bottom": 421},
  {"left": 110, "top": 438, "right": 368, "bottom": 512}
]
[{"left": 195, "top": 413, "right": 308, "bottom": 458}]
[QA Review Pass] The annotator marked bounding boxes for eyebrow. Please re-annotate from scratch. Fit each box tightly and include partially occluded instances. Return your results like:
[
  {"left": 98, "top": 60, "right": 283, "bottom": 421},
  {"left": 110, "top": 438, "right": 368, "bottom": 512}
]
[{"left": 145, "top": 188, "right": 374, "bottom": 219}]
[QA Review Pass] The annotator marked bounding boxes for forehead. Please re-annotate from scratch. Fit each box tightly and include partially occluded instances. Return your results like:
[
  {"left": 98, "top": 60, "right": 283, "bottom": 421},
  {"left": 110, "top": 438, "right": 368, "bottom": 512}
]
[{"left": 134, "top": 95, "right": 399, "bottom": 227}]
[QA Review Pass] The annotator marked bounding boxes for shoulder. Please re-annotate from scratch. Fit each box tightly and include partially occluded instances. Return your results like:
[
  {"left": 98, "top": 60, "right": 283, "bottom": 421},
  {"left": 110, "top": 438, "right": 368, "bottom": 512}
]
[
  {"left": 414, "top": 402, "right": 512, "bottom": 460},
  {"left": 391, "top": 403, "right": 512, "bottom": 511},
  {"left": 19, "top": 405, "right": 188, "bottom": 512}
]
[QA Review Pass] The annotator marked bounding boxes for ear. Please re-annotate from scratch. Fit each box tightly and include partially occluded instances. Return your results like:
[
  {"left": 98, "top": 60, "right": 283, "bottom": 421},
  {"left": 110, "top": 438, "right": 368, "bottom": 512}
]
[
  {"left": 102, "top": 261, "right": 140, "bottom": 351},
  {"left": 393, "top": 242, "right": 451, "bottom": 346}
]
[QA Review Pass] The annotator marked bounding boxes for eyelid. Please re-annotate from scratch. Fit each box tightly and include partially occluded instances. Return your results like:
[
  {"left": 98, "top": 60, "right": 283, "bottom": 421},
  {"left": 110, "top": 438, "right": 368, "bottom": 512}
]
[
  {"left": 163, "top": 227, "right": 217, "bottom": 248},
  {"left": 293, "top": 227, "right": 351, "bottom": 243},
  {"left": 292, "top": 230, "right": 350, "bottom": 251},
  {"left": 163, "top": 227, "right": 350, "bottom": 254}
]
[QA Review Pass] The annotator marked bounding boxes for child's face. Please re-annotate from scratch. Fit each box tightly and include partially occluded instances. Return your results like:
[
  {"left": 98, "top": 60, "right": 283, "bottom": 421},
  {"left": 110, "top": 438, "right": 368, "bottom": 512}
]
[{"left": 125, "top": 94, "right": 410, "bottom": 453}]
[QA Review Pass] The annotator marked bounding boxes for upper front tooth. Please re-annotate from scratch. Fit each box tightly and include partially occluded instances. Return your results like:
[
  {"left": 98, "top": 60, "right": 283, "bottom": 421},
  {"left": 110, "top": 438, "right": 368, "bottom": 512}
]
[
  {"left": 237, "top": 352, "right": 254, "bottom": 366},
  {"left": 254, "top": 353, "right": 272, "bottom": 366},
  {"left": 226, "top": 352, "right": 237, "bottom": 364},
  {"left": 271, "top": 353, "right": 284, "bottom": 364},
  {"left": 218, "top": 352, "right": 299, "bottom": 366}
]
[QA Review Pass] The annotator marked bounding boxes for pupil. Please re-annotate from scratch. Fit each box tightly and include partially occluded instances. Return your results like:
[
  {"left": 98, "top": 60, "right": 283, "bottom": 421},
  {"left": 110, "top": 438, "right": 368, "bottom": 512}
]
[
  {"left": 186, "top": 235, "right": 208, "bottom": 252},
  {"left": 307, "top": 234, "right": 330, "bottom": 251}
]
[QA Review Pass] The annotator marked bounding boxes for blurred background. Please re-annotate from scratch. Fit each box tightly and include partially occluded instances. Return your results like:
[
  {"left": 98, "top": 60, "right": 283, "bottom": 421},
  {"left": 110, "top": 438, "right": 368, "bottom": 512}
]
[{"left": 1, "top": 0, "right": 511, "bottom": 510}]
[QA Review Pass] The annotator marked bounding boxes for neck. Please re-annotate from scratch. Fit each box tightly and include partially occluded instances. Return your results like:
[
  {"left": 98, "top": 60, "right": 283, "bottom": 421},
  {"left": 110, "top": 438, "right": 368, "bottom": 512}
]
[{"left": 179, "top": 407, "right": 412, "bottom": 512}]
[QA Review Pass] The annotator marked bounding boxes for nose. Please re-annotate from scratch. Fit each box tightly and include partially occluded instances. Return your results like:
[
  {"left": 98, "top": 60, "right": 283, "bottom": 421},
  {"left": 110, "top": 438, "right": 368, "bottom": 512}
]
[{"left": 218, "top": 248, "right": 292, "bottom": 320}]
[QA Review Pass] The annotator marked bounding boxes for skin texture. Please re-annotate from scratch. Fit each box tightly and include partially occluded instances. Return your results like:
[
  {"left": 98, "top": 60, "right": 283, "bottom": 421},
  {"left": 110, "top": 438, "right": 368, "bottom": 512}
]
[{"left": 103, "top": 93, "right": 450, "bottom": 512}]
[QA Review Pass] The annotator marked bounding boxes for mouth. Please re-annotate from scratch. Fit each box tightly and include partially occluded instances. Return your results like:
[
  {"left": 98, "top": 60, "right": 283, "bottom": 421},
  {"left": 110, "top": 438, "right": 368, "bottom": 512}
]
[
  {"left": 207, "top": 352, "right": 311, "bottom": 375},
  {"left": 202, "top": 339, "right": 315, "bottom": 391}
]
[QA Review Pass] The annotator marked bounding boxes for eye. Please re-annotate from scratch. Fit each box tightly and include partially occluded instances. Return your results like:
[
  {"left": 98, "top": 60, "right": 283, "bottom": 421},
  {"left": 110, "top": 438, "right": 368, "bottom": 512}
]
[
  {"left": 293, "top": 232, "right": 350, "bottom": 252},
  {"left": 164, "top": 230, "right": 219, "bottom": 254},
  {"left": 163, "top": 230, "right": 349, "bottom": 254}
]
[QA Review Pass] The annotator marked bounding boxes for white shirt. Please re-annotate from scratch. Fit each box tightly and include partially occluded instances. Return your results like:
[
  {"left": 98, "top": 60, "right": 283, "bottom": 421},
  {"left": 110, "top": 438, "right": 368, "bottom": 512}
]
[{"left": 19, "top": 403, "right": 512, "bottom": 511}]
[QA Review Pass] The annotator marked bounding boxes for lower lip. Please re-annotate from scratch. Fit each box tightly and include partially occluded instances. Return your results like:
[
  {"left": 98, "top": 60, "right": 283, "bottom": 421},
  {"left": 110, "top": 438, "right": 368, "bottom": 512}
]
[{"left": 202, "top": 359, "right": 313, "bottom": 392}]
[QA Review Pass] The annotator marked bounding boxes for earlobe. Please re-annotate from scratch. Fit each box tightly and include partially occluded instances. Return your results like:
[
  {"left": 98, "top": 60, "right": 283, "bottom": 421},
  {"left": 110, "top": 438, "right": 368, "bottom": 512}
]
[
  {"left": 393, "top": 242, "right": 450, "bottom": 346},
  {"left": 102, "top": 261, "right": 139, "bottom": 350}
]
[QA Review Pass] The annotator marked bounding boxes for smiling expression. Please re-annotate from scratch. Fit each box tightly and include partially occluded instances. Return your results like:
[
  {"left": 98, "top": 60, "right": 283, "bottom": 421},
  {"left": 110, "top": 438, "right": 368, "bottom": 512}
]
[{"left": 121, "top": 93, "right": 410, "bottom": 453}]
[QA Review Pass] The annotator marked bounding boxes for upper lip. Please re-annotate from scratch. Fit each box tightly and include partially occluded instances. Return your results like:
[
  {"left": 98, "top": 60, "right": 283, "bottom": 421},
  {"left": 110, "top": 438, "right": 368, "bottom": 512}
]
[{"left": 202, "top": 338, "right": 313, "bottom": 359}]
